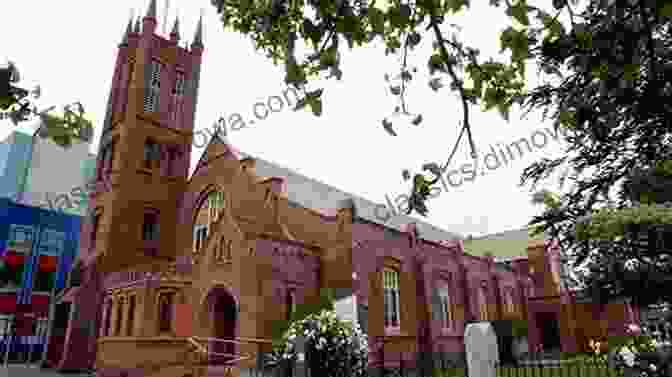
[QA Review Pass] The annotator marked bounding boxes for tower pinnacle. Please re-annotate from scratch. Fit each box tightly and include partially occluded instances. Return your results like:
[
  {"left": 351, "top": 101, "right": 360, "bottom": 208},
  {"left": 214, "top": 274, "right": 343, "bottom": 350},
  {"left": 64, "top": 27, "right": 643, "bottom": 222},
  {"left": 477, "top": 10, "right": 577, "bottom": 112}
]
[
  {"left": 121, "top": 17, "right": 133, "bottom": 44},
  {"left": 145, "top": 0, "right": 157, "bottom": 20},
  {"left": 170, "top": 17, "right": 180, "bottom": 42},
  {"left": 192, "top": 13, "right": 203, "bottom": 48}
]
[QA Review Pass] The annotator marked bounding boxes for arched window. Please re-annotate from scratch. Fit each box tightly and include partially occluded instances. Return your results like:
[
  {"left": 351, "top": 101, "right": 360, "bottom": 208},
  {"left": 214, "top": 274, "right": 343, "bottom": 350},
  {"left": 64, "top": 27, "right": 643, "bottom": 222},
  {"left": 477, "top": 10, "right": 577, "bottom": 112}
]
[
  {"left": 143, "top": 139, "right": 161, "bottom": 169},
  {"left": 208, "top": 191, "right": 225, "bottom": 225},
  {"left": 478, "top": 283, "right": 488, "bottom": 321},
  {"left": 437, "top": 280, "right": 453, "bottom": 329},
  {"left": 215, "top": 238, "right": 232, "bottom": 262},
  {"left": 505, "top": 289, "right": 515, "bottom": 314},
  {"left": 114, "top": 297, "right": 124, "bottom": 336},
  {"left": 193, "top": 225, "right": 208, "bottom": 252},
  {"left": 383, "top": 267, "right": 400, "bottom": 329},
  {"left": 126, "top": 295, "right": 136, "bottom": 336},
  {"left": 158, "top": 292, "right": 175, "bottom": 333},
  {"left": 144, "top": 60, "right": 162, "bottom": 113},
  {"left": 286, "top": 288, "right": 296, "bottom": 321},
  {"left": 171, "top": 71, "right": 185, "bottom": 122},
  {"left": 143, "top": 209, "right": 160, "bottom": 241}
]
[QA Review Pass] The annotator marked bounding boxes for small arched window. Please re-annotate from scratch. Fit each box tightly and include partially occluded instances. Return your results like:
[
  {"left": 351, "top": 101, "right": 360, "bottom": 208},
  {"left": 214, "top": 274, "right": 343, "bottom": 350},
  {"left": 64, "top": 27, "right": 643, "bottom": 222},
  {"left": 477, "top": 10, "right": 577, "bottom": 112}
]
[
  {"left": 286, "top": 288, "right": 296, "bottom": 321},
  {"left": 114, "top": 297, "right": 124, "bottom": 336},
  {"left": 143, "top": 209, "right": 160, "bottom": 241},
  {"left": 505, "top": 289, "right": 515, "bottom": 314},
  {"left": 143, "top": 139, "right": 161, "bottom": 169},
  {"left": 126, "top": 295, "right": 136, "bottom": 336},
  {"left": 383, "top": 267, "right": 400, "bottom": 329},
  {"left": 437, "top": 280, "right": 453, "bottom": 329},
  {"left": 478, "top": 283, "right": 488, "bottom": 321},
  {"left": 158, "top": 292, "right": 175, "bottom": 333},
  {"left": 208, "top": 191, "right": 225, "bottom": 224}
]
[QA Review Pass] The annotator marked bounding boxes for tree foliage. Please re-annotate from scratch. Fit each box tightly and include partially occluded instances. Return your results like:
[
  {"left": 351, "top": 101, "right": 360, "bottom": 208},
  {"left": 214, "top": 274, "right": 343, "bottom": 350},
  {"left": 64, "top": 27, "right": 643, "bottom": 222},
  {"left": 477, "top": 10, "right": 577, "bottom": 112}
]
[
  {"left": 522, "top": 0, "right": 672, "bottom": 307},
  {"left": 0, "top": 60, "right": 93, "bottom": 148},
  {"left": 210, "top": 0, "right": 584, "bottom": 215}
]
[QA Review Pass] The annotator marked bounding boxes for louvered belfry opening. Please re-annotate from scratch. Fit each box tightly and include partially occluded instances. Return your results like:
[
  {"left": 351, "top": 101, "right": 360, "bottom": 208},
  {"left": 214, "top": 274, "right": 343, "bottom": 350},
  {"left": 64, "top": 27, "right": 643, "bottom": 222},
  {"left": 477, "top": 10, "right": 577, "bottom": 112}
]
[{"left": 144, "top": 60, "right": 162, "bottom": 113}]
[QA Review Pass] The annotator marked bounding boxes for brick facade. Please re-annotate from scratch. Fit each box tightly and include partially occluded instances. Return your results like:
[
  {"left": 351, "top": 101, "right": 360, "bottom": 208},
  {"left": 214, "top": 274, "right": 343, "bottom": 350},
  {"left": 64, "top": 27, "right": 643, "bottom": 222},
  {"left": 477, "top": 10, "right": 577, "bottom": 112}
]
[{"left": 51, "top": 3, "right": 638, "bottom": 376}]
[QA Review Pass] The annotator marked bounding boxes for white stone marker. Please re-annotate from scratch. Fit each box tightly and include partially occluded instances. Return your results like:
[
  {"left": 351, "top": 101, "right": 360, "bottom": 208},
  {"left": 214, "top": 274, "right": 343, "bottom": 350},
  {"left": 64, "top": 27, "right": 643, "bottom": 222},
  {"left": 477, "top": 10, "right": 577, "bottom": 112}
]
[{"left": 465, "top": 322, "right": 499, "bottom": 377}]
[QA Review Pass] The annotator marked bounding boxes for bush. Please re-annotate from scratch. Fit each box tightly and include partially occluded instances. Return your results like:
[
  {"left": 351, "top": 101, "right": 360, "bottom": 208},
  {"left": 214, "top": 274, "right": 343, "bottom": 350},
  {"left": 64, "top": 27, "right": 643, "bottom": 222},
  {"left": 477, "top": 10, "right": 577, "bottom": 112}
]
[
  {"left": 610, "top": 324, "right": 672, "bottom": 376},
  {"left": 268, "top": 309, "right": 369, "bottom": 377}
]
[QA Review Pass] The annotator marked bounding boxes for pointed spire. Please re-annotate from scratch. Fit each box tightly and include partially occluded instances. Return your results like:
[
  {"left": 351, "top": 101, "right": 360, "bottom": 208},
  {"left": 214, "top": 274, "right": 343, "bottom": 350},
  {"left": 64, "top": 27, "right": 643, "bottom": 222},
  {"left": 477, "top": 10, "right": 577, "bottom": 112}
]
[
  {"left": 122, "top": 17, "right": 132, "bottom": 44},
  {"left": 170, "top": 17, "right": 180, "bottom": 41},
  {"left": 134, "top": 17, "right": 141, "bottom": 33},
  {"left": 145, "top": 0, "right": 157, "bottom": 20},
  {"left": 192, "top": 12, "right": 203, "bottom": 48}
]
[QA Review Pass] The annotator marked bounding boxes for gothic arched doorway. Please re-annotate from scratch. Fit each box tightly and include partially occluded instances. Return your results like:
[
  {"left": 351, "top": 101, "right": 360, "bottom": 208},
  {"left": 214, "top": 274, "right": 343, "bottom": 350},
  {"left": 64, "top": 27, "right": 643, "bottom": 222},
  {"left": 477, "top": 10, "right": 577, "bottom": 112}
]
[{"left": 207, "top": 287, "right": 237, "bottom": 365}]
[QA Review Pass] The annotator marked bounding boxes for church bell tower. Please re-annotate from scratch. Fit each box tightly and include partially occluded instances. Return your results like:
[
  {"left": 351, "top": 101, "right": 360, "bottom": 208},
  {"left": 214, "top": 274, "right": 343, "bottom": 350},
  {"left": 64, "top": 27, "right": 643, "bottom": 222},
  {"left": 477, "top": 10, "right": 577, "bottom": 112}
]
[{"left": 82, "top": 0, "right": 204, "bottom": 274}]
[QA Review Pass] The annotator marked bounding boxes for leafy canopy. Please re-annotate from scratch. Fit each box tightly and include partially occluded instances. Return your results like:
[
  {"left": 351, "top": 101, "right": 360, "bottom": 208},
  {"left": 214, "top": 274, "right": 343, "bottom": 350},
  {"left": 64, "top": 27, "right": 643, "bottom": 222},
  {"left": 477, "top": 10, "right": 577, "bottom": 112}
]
[
  {"left": 1, "top": 60, "right": 93, "bottom": 148},
  {"left": 523, "top": 0, "right": 672, "bottom": 307},
  {"left": 210, "top": 0, "right": 580, "bottom": 216}
]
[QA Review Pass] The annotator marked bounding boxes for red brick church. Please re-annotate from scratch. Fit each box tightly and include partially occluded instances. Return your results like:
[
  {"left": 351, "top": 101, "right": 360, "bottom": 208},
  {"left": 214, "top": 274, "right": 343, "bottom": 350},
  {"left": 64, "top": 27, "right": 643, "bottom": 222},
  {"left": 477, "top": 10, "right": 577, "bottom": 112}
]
[{"left": 44, "top": 2, "right": 639, "bottom": 376}]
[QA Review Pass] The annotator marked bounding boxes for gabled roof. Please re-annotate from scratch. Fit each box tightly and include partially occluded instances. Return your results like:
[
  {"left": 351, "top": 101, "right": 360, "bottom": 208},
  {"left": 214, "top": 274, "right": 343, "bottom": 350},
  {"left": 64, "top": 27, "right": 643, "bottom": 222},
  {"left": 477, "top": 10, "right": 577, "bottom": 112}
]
[
  {"left": 251, "top": 156, "right": 462, "bottom": 243},
  {"left": 191, "top": 136, "right": 463, "bottom": 243},
  {"left": 190, "top": 131, "right": 240, "bottom": 180}
]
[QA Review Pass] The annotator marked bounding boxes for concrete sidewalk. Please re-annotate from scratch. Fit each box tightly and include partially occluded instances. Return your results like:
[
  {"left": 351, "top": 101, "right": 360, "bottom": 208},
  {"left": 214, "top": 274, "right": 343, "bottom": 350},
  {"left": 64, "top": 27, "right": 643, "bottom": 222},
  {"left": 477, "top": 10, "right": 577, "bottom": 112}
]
[{"left": 0, "top": 365, "right": 93, "bottom": 377}]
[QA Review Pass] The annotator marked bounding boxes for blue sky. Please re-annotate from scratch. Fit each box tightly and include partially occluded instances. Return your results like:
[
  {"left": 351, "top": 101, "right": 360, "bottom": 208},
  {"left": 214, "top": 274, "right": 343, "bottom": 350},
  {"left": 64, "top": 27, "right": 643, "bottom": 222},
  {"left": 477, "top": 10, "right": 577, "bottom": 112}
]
[{"left": 1, "top": 0, "right": 573, "bottom": 237}]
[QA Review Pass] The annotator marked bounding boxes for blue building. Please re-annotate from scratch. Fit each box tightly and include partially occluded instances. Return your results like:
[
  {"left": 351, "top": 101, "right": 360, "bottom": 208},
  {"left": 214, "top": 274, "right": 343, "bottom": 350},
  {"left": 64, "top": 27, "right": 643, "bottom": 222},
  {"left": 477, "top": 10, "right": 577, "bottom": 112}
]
[
  {"left": 0, "top": 198, "right": 81, "bottom": 357},
  {"left": 0, "top": 129, "right": 94, "bottom": 360}
]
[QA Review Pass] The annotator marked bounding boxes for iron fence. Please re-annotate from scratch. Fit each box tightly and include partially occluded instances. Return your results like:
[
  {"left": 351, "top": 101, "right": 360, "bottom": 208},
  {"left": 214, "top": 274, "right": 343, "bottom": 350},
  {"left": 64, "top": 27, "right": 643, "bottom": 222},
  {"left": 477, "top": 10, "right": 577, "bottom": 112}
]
[
  {"left": 497, "top": 357, "right": 619, "bottom": 377},
  {"left": 265, "top": 350, "right": 625, "bottom": 377}
]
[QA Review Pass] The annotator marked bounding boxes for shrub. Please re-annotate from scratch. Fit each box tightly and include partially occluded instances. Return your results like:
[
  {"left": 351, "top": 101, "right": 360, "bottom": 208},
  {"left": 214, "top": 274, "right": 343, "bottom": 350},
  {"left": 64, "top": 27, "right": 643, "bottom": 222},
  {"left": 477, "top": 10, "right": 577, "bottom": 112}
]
[
  {"left": 268, "top": 309, "right": 369, "bottom": 377},
  {"left": 611, "top": 324, "right": 672, "bottom": 376}
]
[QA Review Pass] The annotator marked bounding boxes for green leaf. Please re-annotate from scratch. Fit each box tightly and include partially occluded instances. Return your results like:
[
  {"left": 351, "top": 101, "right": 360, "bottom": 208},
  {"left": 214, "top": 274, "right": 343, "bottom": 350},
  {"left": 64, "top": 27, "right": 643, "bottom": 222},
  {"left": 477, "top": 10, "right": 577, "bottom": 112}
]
[
  {"left": 302, "top": 18, "right": 322, "bottom": 47},
  {"left": 368, "top": 7, "right": 385, "bottom": 34},
  {"left": 309, "top": 96, "right": 322, "bottom": 116},
  {"left": 497, "top": 101, "right": 510, "bottom": 121},
  {"left": 558, "top": 110, "right": 575, "bottom": 128},
  {"left": 658, "top": 3, "right": 672, "bottom": 18},
  {"left": 446, "top": 0, "right": 470, "bottom": 13},
  {"left": 285, "top": 60, "right": 306, "bottom": 86},
  {"left": 428, "top": 54, "right": 445, "bottom": 74},
  {"left": 537, "top": 11, "right": 565, "bottom": 39},
  {"left": 509, "top": 2, "right": 530, "bottom": 26}
]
